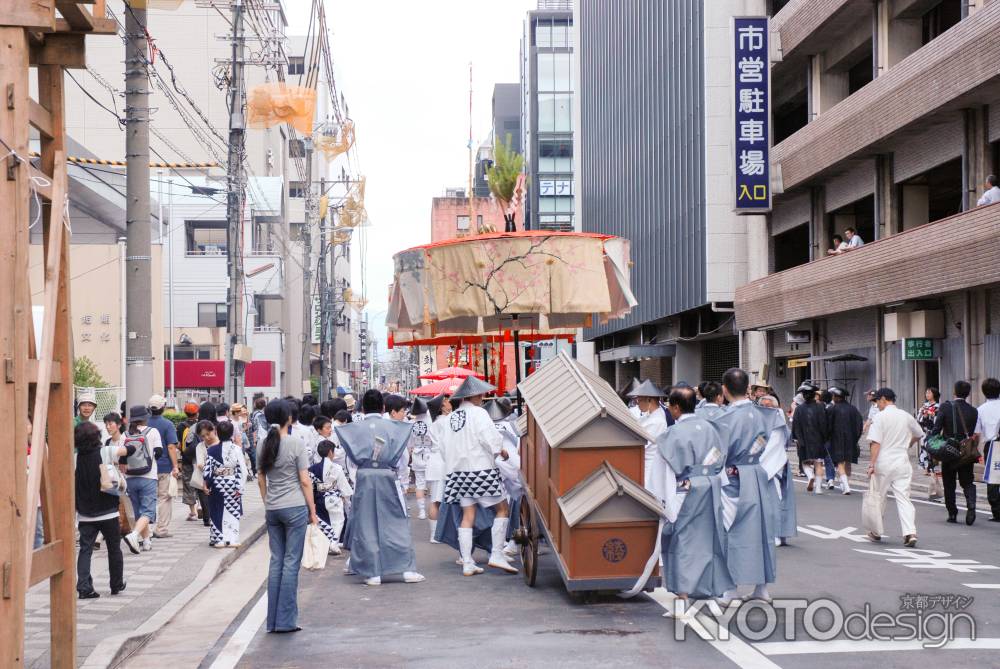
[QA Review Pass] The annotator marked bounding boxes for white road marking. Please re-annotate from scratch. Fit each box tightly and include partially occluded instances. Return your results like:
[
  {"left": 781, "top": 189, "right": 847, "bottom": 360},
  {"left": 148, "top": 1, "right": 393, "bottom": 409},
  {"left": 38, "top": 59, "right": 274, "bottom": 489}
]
[
  {"left": 755, "top": 638, "right": 1000, "bottom": 655},
  {"left": 208, "top": 593, "right": 268, "bottom": 669},
  {"left": 852, "top": 547, "right": 1000, "bottom": 573},
  {"left": 962, "top": 583, "right": 1000, "bottom": 589},
  {"left": 645, "top": 588, "right": 781, "bottom": 669}
]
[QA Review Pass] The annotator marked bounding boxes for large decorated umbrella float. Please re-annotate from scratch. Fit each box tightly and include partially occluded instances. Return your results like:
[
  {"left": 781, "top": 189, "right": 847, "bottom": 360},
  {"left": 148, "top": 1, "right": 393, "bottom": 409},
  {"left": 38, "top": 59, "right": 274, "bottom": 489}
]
[{"left": 388, "top": 231, "right": 637, "bottom": 402}]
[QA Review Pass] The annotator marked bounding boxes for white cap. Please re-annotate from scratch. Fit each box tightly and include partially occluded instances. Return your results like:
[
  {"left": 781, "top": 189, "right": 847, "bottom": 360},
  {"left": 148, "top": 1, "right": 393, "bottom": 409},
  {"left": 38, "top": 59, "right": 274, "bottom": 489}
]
[
  {"left": 148, "top": 394, "right": 167, "bottom": 410},
  {"left": 77, "top": 391, "right": 97, "bottom": 406}
]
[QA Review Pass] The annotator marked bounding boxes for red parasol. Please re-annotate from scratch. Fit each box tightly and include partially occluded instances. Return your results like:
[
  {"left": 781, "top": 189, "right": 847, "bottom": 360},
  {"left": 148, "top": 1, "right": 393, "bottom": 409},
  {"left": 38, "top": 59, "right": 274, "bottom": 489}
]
[
  {"left": 409, "top": 377, "right": 466, "bottom": 397},
  {"left": 418, "top": 366, "right": 483, "bottom": 381}
]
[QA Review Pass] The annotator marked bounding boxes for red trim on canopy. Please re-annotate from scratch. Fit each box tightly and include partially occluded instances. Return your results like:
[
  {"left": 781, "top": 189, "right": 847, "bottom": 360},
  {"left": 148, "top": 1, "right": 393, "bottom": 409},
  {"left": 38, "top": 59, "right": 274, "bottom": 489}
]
[{"left": 396, "top": 230, "right": 615, "bottom": 255}]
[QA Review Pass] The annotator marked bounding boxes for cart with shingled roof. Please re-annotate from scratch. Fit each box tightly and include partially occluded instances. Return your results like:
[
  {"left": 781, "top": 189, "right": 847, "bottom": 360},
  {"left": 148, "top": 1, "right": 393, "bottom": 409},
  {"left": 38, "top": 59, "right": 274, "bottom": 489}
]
[{"left": 513, "top": 351, "right": 665, "bottom": 595}]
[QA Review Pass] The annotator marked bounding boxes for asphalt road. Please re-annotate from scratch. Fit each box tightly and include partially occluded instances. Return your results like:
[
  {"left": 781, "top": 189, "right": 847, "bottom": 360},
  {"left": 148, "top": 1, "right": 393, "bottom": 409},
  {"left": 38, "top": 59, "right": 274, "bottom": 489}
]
[{"left": 208, "top": 479, "right": 1000, "bottom": 669}]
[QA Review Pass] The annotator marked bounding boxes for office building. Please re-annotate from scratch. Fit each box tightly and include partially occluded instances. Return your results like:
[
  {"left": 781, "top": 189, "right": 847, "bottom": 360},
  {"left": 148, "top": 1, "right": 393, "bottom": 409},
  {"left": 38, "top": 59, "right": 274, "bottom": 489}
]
[
  {"left": 522, "top": 0, "right": 575, "bottom": 232},
  {"left": 575, "top": 0, "right": 758, "bottom": 390},
  {"left": 735, "top": 0, "right": 1000, "bottom": 412}
]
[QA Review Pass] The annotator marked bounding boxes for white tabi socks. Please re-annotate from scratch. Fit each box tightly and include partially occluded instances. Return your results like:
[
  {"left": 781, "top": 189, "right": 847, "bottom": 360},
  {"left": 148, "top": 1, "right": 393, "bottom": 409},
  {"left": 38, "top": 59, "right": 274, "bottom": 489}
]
[
  {"left": 839, "top": 473, "right": 851, "bottom": 495},
  {"left": 458, "top": 528, "right": 482, "bottom": 576},
  {"left": 488, "top": 518, "right": 518, "bottom": 574},
  {"left": 428, "top": 518, "right": 439, "bottom": 543},
  {"left": 749, "top": 584, "right": 771, "bottom": 603},
  {"left": 417, "top": 498, "right": 427, "bottom": 520}
]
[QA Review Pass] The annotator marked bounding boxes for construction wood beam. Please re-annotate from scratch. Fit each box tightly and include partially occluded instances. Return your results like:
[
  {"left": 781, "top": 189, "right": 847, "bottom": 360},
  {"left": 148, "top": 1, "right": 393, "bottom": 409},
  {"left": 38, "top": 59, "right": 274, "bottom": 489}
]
[
  {"left": 27, "top": 541, "right": 64, "bottom": 587},
  {"left": 28, "top": 100, "right": 53, "bottom": 140},
  {"left": 7, "top": 2, "right": 55, "bottom": 31},
  {"left": 0, "top": 26, "right": 32, "bottom": 669},
  {"left": 54, "top": 16, "right": 117, "bottom": 34},
  {"left": 35, "top": 61, "right": 75, "bottom": 669},
  {"left": 4, "top": 358, "right": 64, "bottom": 384},
  {"left": 54, "top": 2, "right": 95, "bottom": 32},
  {"left": 29, "top": 33, "right": 85, "bottom": 68},
  {"left": 28, "top": 164, "right": 54, "bottom": 201}
]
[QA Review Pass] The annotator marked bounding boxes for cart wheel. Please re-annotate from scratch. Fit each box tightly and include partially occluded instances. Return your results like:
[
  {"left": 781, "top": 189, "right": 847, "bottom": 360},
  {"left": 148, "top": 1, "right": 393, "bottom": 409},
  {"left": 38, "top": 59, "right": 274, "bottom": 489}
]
[{"left": 519, "top": 495, "right": 538, "bottom": 587}]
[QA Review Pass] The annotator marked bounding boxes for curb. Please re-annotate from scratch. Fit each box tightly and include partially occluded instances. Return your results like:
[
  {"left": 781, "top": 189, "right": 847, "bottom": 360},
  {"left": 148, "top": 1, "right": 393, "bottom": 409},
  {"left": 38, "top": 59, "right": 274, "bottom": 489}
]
[{"left": 80, "top": 518, "right": 267, "bottom": 669}]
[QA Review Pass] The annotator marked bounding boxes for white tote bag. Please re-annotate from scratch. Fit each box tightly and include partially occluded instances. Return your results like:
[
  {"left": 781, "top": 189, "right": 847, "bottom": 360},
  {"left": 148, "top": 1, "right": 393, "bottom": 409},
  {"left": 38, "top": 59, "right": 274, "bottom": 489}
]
[{"left": 302, "top": 524, "right": 330, "bottom": 571}]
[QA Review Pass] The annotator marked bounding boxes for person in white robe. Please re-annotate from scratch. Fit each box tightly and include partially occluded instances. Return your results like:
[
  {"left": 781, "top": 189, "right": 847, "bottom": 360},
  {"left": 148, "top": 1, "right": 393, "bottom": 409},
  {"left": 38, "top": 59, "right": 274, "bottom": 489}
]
[{"left": 628, "top": 380, "right": 669, "bottom": 491}]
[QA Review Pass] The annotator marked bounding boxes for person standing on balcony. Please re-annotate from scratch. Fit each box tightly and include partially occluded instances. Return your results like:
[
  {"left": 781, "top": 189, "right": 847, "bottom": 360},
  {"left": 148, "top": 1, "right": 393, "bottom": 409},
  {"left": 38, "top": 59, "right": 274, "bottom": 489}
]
[
  {"left": 826, "top": 234, "right": 848, "bottom": 255},
  {"left": 976, "top": 174, "right": 1000, "bottom": 206},
  {"left": 932, "top": 380, "right": 979, "bottom": 525},
  {"left": 844, "top": 227, "right": 865, "bottom": 250}
]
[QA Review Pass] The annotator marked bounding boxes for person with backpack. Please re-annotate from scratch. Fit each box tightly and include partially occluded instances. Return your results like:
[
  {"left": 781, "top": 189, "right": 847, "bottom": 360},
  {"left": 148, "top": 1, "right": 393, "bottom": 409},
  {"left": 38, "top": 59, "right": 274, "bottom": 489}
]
[
  {"left": 75, "top": 421, "right": 135, "bottom": 598},
  {"left": 120, "top": 405, "right": 163, "bottom": 554}
]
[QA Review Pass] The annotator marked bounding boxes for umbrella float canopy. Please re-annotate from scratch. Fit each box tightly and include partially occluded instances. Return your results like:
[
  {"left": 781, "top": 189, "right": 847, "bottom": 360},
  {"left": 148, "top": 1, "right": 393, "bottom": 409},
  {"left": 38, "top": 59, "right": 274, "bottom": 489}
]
[{"left": 387, "top": 230, "right": 637, "bottom": 338}]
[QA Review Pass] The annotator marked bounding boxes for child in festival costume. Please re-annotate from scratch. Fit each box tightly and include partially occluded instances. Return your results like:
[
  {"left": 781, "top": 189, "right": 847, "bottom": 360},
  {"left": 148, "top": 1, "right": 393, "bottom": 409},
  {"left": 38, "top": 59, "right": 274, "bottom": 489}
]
[{"left": 309, "top": 439, "right": 354, "bottom": 555}]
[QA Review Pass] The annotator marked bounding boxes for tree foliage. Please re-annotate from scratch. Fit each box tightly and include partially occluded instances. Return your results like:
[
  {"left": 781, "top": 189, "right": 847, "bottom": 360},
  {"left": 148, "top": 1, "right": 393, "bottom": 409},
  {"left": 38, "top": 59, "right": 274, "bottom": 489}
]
[
  {"left": 486, "top": 134, "right": 526, "bottom": 232},
  {"left": 74, "top": 356, "right": 109, "bottom": 388}
]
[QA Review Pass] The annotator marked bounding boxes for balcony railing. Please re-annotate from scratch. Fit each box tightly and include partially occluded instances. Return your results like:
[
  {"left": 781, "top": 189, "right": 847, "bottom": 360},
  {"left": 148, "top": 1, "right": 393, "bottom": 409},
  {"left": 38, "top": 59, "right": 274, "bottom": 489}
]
[{"left": 735, "top": 203, "right": 1000, "bottom": 330}]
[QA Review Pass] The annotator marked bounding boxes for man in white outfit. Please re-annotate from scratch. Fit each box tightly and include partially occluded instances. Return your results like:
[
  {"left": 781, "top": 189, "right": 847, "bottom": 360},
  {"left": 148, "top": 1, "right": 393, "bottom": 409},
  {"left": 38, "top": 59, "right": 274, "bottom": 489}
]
[
  {"left": 439, "top": 376, "right": 518, "bottom": 576},
  {"left": 864, "top": 387, "right": 922, "bottom": 547},
  {"left": 628, "top": 380, "right": 669, "bottom": 491}
]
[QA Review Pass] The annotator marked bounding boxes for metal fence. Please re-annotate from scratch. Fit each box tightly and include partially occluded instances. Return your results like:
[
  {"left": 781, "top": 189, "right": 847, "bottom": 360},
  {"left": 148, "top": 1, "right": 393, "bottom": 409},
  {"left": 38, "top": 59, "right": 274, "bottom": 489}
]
[{"left": 74, "top": 386, "right": 125, "bottom": 419}]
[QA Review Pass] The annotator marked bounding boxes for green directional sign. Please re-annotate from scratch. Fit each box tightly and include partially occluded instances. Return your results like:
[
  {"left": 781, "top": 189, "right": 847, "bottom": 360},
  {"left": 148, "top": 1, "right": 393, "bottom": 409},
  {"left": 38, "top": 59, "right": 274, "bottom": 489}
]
[{"left": 902, "top": 338, "right": 934, "bottom": 361}]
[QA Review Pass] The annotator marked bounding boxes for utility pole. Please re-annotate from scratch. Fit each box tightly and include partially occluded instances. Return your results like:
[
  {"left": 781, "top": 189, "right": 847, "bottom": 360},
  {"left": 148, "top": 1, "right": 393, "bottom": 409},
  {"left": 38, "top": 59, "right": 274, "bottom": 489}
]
[
  {"left": 125, "top": 3, "right": 153, "bottom": 406},
  {"left": 317, "top": 177, "right": 329, "bottom": 399},
  {"left": 225, "top": 0, "right": 247, "bottom": 403},
  {"left": 301, "top": 137, "right": 314, "bottom": 393}
]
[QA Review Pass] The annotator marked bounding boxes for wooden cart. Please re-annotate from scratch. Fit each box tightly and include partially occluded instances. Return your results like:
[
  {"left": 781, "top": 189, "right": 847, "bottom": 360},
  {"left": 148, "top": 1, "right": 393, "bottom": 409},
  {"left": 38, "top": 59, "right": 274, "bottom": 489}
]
[{"left": 513, "top": 351, "right": 664, "bottom": 594}]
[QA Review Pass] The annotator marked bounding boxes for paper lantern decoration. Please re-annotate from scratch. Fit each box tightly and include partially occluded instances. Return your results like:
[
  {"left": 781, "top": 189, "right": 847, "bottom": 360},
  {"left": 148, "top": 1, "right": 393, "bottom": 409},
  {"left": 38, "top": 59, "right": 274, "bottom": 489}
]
[
  {"left": 247, "top": 83, "right": 316, "bottom": 135},
  {"left": 315, "top": 120, "right": 355, "bottom": 162}
]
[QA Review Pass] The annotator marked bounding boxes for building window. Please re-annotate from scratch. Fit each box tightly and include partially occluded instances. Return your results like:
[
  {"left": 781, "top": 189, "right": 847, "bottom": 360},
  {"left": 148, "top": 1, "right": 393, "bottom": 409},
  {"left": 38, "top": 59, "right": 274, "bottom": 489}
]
[
  {"left": 165, "top": 345, "right": 213, "bottom": 360},
  {"left": 290, "top": 222, "right": 304, "bottom": 242},
  {"left": 197, "top": 303, "right": 227, "bottom": 328},
  {"left": 538, "top": 140, "right": 572, "bottom": 172},
  {"left": 186, "top": 221, "right": 227, "bottom": 255},
  {"left": 456, "top": 215, "right": 470, "bottom": 231},
  {"left": 538, "top": 195, "right": 574, "bottom": 213},
  {"left": 538, "top": 93, "right": 572, "bottom": 132},
  {"left": 536, "top": 19, "right": 570, "bottom": 48},
  {"left": 537, "top": 52, "right": 571, "bottom": 92},
  {"left": 922, "top": 0, "right": 961, "bottom": 45},
  {"left": 289, "top": 180, "right": 306, "bottom": 198},
  {"left": 476, "top": 214, "right": 483, "bottom": 229},
  {"left": 287, "top": 56, "right": 305, "bottom": 76}
]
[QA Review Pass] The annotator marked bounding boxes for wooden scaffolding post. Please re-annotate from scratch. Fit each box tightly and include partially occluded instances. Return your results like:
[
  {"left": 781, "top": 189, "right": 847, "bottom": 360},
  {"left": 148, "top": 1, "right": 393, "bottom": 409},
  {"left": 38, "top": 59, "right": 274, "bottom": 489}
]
[{"left": 0, "top": 3, "right": 115, "bottom": 666}]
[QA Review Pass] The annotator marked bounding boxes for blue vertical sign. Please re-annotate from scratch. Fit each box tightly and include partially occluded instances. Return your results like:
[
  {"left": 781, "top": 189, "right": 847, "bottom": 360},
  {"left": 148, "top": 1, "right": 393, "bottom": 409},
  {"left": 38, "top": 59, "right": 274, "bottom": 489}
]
[{"left": 733, "top": 17, "right": 771, "bottom": 213}]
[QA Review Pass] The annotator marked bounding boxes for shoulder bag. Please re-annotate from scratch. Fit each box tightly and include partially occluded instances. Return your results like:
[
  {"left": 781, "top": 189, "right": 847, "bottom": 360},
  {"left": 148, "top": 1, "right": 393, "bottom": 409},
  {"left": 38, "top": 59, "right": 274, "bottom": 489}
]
[{"left": 923, "top": 403, "right": 962, "bottom": 464}]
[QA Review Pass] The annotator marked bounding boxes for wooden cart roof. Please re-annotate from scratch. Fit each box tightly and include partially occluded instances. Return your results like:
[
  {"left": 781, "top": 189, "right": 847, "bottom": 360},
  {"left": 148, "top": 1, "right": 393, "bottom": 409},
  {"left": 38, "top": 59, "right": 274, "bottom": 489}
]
[
  {"left": 558, "top": 461, "right": 666, "bottom": 527},
  {"left": 517, "top": 350, "right": 650, "bottom": 448}
]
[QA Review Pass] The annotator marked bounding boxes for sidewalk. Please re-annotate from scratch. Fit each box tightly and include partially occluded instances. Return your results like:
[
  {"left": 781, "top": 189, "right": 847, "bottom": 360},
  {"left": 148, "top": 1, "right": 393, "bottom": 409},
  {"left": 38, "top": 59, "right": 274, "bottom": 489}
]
[
  {"left": 786, "top": 444, "right": 991, "bottom": 504},
  {"left": 24, "top": 485, "right": 265, "bottom": 668}
]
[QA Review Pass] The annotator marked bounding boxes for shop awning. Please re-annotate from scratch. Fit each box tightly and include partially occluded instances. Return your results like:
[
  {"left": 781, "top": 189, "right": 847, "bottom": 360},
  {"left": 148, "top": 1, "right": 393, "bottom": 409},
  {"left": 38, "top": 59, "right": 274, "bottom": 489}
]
[
  {"left": 598, "top": 343, "right": 676, "bottom": 363},
  {"left": 164, "top": 360, "right": 275, "bottom": 389}
]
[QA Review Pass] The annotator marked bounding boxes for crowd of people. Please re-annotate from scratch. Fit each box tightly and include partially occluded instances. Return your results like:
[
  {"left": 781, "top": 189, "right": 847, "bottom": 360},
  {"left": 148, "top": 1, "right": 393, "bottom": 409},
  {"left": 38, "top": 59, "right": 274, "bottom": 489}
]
[{"left": 71, "top": 364, "right": 1000, "bottom": 626}]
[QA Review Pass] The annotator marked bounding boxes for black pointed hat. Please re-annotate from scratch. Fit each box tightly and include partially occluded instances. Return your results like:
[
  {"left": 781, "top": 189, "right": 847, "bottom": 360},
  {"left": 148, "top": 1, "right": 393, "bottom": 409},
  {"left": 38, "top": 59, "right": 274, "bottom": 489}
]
[
  {"left": 450, "top": 375, "right": 496, "bottom": 401},
  {"left": 410, "top": 396, "right": 429, "bottom": 416}
]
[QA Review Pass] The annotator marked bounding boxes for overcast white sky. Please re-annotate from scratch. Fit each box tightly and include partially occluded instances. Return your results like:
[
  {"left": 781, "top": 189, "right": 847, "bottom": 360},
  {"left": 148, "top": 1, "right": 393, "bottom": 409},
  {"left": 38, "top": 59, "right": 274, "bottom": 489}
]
[{"left": 285, "top": 0, "right": 535, "bottom": 352}]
